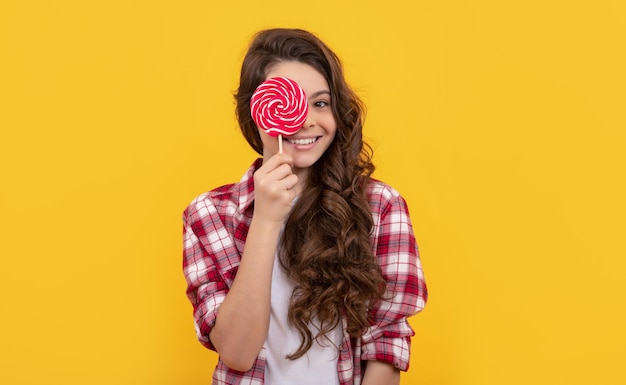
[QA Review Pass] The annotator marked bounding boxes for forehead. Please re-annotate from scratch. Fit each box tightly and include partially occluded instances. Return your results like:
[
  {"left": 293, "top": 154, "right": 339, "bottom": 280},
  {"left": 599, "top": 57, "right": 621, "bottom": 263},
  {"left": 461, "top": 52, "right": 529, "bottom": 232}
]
[{"left": 265, "top": 61, "right": 329, "bottom": 95}]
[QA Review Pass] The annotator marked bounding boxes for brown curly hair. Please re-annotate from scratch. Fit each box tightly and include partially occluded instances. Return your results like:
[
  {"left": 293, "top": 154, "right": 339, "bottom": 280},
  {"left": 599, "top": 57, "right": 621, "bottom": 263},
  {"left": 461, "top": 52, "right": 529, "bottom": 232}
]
[{"left": 235, "top": 28, "right": 386, "bottom": 359}]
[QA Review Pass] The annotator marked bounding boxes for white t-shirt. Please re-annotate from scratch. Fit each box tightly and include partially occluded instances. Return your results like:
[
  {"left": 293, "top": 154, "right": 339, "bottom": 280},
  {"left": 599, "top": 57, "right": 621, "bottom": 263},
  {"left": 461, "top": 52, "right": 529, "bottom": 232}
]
[{"left": 264, "top": 252, "right": 342, "bottom": 385}]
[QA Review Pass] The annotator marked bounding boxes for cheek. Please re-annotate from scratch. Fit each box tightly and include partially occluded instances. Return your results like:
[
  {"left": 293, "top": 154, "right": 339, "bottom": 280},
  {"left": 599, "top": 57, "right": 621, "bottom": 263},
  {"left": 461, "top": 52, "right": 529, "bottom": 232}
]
[
  {"left": 257, "top": 128, "right": 278, "bottom": 149},
  {"left": 325, "top": 116, "right": 338, "bottom": 136},
  {"left": 257, "top": 127, "right": 268, "bottom": 142}
]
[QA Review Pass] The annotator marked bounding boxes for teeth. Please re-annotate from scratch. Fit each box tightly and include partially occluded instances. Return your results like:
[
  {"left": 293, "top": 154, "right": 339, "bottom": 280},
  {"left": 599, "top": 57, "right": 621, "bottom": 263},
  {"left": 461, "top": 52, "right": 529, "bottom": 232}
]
[{"left": 288, "top": 137, "right": 317, "bottom": 145}]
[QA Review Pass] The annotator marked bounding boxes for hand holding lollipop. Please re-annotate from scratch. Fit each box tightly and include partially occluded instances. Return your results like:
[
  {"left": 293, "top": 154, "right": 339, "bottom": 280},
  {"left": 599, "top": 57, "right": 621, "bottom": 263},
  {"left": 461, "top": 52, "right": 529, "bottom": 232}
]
[{"left": 250, "top": 77, "right": 308, "bottom": 154}]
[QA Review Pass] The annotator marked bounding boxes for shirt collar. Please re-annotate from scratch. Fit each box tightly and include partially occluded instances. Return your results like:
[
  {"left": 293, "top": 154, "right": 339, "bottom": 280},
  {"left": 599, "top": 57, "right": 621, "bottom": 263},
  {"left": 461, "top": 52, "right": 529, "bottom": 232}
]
[{"left": 236, "top": 158, "right": 263, "bottom": 214}]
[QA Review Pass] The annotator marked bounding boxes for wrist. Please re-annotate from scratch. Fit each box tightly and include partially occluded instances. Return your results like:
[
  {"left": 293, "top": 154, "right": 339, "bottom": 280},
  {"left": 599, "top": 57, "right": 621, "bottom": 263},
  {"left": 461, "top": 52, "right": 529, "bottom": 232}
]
[{"left": 249, "top": 215, "right": 284, "bottom": 238}]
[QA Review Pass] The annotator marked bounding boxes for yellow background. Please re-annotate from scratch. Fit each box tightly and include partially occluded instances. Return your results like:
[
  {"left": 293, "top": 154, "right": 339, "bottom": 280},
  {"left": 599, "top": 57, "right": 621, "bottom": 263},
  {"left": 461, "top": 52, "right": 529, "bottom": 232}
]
[{"left": 1, "top": 0, "right": 625, "bottom": 384}]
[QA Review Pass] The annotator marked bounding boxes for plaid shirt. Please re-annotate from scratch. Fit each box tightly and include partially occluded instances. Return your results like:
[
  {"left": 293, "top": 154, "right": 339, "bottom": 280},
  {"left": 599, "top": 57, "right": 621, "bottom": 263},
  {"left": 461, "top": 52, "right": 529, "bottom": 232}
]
[{"left": 183, "top": 159, "right": 427, "bottom": 385}]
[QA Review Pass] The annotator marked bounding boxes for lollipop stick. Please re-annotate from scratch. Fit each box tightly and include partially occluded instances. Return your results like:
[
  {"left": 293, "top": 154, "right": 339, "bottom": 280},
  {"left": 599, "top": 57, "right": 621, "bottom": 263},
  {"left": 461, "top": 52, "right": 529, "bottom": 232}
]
[{"left": 278, "top": 134, "right": 283, "bottom": 154}]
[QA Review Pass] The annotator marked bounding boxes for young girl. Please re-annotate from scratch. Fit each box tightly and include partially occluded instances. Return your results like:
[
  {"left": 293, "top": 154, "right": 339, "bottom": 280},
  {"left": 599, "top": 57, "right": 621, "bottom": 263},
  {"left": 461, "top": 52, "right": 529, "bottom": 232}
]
[{"left": 183, "top": 28, "right": 427, "bottom": 385}]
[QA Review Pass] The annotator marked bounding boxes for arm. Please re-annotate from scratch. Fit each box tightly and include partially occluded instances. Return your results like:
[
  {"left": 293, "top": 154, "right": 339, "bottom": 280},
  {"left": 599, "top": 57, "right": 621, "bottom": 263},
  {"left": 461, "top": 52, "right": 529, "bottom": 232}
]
[
  {"left": 208, "top": 153, "right": 298, "bottom": 371},
  {"left": 361, "top": 189, "right": 428, "bottom": 372},
  {"left": 362, "top": 361, "right": 400, "bottom": 385},
  {"left": 207, "top": 215, "right": 281, "bottom": 370}
]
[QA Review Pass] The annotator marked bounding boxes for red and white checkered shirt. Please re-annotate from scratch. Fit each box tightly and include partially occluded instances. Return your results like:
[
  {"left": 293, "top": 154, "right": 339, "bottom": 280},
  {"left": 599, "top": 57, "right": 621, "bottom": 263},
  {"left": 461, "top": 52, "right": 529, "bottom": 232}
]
[{"left": 183, "top": 159, "right": 427, "bottom": 385}]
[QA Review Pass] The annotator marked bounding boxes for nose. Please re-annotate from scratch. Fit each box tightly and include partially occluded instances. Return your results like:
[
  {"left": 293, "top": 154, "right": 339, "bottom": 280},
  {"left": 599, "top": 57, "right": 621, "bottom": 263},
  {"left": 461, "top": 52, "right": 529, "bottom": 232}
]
[{"left": 301, "top": 111, "right": 314, "bottom": 129}]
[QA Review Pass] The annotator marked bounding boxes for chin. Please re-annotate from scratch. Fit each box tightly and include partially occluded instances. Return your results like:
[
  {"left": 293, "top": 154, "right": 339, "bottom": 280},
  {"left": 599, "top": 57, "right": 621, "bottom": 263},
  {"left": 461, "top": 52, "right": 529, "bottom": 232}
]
[{"left": 293, "top": 155, "right": 322, "bottom": 170}]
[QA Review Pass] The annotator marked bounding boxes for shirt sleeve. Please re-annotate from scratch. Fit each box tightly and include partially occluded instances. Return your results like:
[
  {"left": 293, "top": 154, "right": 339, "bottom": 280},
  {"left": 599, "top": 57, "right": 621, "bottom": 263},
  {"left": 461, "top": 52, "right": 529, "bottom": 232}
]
[
  {"left": 360, "top": 192, "right": 428, "bottom": 371},
  {"left": 182, "top": 198, "right": 235, "bottom": 351}
]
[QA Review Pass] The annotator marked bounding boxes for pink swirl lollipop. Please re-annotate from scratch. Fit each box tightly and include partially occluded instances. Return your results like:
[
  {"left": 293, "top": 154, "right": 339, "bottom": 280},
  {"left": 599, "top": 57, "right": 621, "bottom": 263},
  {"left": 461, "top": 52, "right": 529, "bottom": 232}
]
[{"left": 250, "top": 77, "right": 308, "bottom": 153}]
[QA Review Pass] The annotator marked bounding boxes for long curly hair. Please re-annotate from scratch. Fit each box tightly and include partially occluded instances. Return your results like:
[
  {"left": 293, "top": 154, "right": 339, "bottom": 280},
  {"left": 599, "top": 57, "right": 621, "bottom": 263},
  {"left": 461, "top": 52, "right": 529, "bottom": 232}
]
[{"left": 235, "top": 28, "right": 386, "bottom": 359}]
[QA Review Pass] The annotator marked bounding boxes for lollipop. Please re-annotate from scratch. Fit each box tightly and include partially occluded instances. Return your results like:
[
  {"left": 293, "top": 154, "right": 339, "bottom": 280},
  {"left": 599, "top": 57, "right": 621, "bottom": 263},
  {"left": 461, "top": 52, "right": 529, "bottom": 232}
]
[{"left": 250, "top": 77, "right": 308, "bottom": 153}]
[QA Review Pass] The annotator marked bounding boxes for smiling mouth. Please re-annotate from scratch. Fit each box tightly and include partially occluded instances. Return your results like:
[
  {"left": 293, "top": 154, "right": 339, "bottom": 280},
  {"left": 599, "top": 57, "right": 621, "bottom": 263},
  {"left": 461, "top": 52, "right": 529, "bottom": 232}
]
[{"left": 286, "top": 137, "right": 319, "bottom": 145}]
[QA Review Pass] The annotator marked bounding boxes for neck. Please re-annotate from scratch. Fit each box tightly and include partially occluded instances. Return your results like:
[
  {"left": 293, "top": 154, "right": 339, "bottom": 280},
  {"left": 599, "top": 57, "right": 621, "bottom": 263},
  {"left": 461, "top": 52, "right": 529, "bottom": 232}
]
[{"left": 293, "top": 166, "right": 309, "bottom": 196}]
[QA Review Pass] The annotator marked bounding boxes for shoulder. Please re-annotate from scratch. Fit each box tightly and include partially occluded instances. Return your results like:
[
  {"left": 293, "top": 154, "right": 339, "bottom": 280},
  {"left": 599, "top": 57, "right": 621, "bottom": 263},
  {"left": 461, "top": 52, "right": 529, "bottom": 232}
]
[
  {"left": 183, "top": 183, "right": 238, "bottom": 222},
  {"left": 366, "top": 178, "right": 406, "bottom": 216},
  {"left": 183, "top": 159, "right": 260, "bottom": 223}
]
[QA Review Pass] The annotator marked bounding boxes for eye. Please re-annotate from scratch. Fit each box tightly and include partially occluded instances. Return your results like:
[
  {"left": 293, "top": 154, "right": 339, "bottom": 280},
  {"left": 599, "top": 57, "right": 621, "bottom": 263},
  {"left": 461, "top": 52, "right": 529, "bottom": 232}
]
[{"left": 313, "top": 100, "right": 330, "bottom": 108}]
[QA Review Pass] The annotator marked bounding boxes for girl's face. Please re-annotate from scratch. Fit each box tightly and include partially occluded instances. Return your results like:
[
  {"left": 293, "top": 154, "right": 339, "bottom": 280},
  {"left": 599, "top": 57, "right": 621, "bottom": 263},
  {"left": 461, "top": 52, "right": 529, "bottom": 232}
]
[{"left": 260, "top": 61, "right": 337, "bottom": 179}]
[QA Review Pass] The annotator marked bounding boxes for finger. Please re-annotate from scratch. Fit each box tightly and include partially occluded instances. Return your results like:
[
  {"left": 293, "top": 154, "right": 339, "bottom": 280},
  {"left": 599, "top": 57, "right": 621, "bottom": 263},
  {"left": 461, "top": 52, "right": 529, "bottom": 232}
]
[
  {"left": 275, "top": 173, "right": 298, "bottom": 191},
  {"left": 267, "top": 163, "right": 295, "bottom": 181},
  {"left": 261, "top": 153, "right": 294, "bottom": 173}
]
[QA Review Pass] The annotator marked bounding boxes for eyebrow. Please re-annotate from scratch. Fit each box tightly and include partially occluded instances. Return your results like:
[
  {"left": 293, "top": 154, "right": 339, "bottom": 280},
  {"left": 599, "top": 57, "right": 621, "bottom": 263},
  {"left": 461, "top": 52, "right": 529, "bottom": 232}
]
[{"left": 309, "top": 90, "right": 331, "bottom": 98}]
